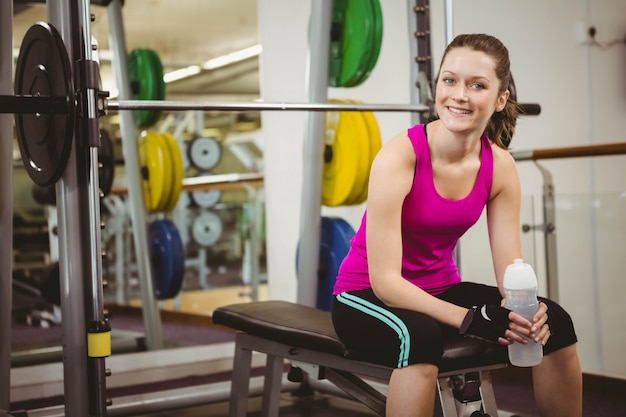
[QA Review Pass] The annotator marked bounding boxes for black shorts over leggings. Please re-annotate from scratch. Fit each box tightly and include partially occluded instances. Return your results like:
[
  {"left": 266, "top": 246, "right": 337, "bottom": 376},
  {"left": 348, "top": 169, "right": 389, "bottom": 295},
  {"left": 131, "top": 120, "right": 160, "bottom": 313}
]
[{"left": 331, "top": 282, "right": 578, "bottom": 369}]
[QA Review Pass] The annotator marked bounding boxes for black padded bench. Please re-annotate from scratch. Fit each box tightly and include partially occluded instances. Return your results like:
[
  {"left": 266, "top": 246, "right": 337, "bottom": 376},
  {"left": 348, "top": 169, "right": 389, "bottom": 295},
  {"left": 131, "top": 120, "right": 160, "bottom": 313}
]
[{"left": 213, "top": 300, "right": 508, "bottom": 417}]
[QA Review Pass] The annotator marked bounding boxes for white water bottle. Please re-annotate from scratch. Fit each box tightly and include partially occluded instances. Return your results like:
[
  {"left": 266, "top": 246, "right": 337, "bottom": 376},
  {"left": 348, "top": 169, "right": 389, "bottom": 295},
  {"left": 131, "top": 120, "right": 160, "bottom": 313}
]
[{"left": 503, "top": 258, "right": 543, "bottom": 367}]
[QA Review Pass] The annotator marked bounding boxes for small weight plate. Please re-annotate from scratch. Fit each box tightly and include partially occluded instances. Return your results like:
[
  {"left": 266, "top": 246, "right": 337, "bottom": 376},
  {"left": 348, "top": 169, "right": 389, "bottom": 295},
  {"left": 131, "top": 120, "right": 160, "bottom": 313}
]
[
  {"left": 14, "top": 22, "right": 75, "bottom": 187},
  {"left": 188, "top": 136, "right": 222, "bottom": 172},
  {"left": 191, "top": 211, "right": 223, "bottom": 247},
  {"left": 161, "top": 133, "right": 184, "bottom": 212},
  {"left": 191, "top": 189, "right": 222, "bottom": 208}
]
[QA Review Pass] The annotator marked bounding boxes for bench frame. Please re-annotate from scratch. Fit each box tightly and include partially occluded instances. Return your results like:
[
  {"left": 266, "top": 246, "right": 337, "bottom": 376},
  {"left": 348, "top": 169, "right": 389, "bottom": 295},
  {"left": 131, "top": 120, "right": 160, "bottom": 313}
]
[{"left": 228, "top": 331, "right": 505, "bottom": 417}]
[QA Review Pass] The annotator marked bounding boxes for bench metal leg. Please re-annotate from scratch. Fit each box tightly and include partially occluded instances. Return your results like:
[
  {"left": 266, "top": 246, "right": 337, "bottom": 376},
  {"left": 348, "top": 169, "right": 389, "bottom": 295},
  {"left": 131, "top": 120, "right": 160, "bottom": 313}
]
[
  {"left": 478, "top": 370, "right": 499, "bottom": 417},
  {"left": 229, "top": 334, "right": 253, "bottom": 417},
  {"left": 260, "top": 354, "right": 285, "bottom": 417}
]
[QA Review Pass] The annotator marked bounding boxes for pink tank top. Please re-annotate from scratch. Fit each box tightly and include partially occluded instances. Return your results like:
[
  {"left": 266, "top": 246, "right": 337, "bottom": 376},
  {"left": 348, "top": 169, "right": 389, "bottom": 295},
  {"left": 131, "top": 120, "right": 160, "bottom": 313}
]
[{"left": 333, "top": 124, "right": 494, "bottom": 296}]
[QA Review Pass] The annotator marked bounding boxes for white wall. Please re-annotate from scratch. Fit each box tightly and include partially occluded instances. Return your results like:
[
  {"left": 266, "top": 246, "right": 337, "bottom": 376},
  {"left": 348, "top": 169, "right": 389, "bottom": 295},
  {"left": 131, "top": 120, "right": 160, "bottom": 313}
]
[{"left": 257, "top": 0, "right": 626, "bottom": 378}]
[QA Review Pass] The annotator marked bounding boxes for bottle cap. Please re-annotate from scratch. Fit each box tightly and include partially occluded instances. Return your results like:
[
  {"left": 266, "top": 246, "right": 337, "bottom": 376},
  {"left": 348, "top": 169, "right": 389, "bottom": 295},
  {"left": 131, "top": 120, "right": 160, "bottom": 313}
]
[{"left": 503, "top": 258, "right": 538, "bottom": 289}]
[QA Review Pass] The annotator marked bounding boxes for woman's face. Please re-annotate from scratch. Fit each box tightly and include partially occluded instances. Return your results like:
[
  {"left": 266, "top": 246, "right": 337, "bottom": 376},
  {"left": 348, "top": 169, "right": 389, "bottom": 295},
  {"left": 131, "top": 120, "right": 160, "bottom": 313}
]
[{"left": 435, "top": 47, "right": 508, "bottom": 136}]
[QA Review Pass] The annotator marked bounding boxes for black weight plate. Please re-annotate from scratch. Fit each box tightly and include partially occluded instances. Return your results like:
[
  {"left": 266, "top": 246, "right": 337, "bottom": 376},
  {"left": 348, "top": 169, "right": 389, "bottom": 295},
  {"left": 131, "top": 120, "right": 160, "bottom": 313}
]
[
  {"left": 98, "top": 128, "right": 115, "bottom": 196},
  {"left": 14, "top": 22, "right": 75, "bottom": 187}
]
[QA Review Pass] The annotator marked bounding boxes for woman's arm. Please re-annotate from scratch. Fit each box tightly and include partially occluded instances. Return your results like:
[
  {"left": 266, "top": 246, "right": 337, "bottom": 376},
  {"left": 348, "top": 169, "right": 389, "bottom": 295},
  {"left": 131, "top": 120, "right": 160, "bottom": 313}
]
[
  {"left": 486, "top": 146, "right": 523, "bottom": 293},
  {"left": 486, "top": 146, "right": 550, "bottom": 344},
  {"left": 366, "top": 131, "right": 468, "bottom": 328}
]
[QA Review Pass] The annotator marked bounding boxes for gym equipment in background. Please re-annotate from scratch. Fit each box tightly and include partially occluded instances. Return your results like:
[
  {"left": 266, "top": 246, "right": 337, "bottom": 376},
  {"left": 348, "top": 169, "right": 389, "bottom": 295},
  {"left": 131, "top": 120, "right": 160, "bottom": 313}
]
[
  {"left": 139, "top": 131, "right": 184, "bottom": 213},
  {"left": 127, "top": 48, "right": 166, "bottom": 128},
  {"left": 187, "top": 136, "right": 222, "bottom": 172},
  {"left": 322, "top": 99, "right": 381, "bottom": 207},
  {"left": 296, "top": 217, "right": 355, "bottom": 311},
  {"left": 148, "top": 219, "right": 185, "bottom": 300},
  {"left": 328, "top": 0, "right": 383, "bottom": 88}
]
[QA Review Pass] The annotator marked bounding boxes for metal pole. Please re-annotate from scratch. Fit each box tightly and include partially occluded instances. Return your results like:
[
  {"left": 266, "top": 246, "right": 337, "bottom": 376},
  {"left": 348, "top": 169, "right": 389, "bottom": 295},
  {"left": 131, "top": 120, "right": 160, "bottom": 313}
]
[
  {"left": 106, "top": 100, "right": 428, "bottom": 113},
  {"left": 107, "top": 0, "right": 164, "bottom": 349},
  {"left": 444, "top": 0, "right": 454, "bottom": 45},
  {"left": 0, "top": 98, "right": 429, "bottom": 114},
  {"left": 74, "top": 1, "right": 110, "bottom": 415},
  {"left": 46, "top": 0, "right": 91, "bottom": 415},
  {"left": 0, "top": 0, "right": 14, "bottom": 411},
  {"left": 534, "top": 162, "right": 559, "bottom": 302},
  {"left": 297, "top": 0, "right": 332, "bottom": 307}
]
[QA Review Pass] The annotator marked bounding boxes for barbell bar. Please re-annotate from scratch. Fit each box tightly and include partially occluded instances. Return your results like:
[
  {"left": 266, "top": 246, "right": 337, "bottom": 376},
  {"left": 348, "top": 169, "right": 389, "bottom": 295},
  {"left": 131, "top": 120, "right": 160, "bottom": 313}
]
[
  {"left": 0, "top": 94, "right": 431, "bottom": 115},
  {"left": 0, "top": 95, "right": 542, "bottom": 116}
]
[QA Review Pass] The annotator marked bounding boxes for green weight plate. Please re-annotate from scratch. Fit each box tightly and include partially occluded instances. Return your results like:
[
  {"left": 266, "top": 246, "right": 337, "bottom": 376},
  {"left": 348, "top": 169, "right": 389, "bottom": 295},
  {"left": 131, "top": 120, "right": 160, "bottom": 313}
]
[
  {"left": 128, "top": 48, "right": 165, "bottom": 128},
  {"left": 353, "top": 0, "right": 383, "bottom": 87},
  {"left": 328, "top": 0, "right": 347, "bottom": 87},
  {"left": 14, "top": 22, "right": 75, "bottom": 187},
  {"left": 339, "top": 0, "right": 376, "bottom": 87}
]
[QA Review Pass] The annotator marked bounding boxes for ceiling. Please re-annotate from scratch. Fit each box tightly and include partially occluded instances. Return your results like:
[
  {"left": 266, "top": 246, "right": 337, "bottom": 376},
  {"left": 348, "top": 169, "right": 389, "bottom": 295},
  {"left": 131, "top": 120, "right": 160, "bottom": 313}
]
[{"left": 11, "top": 0, "right": 261, "bottom": 99}]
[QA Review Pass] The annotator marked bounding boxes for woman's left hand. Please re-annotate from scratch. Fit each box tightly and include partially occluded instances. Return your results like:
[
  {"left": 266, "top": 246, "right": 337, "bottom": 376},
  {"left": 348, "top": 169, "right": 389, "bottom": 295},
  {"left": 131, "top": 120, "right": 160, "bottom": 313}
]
[{"left": 531, "top": 301, "right": 550, "bottom": 346}]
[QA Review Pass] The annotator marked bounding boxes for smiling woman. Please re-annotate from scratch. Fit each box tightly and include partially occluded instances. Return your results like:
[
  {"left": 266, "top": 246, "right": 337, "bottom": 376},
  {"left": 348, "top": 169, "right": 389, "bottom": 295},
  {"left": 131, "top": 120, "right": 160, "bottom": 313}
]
[{"left": 330, "top": 33, "right": 583, "bottom": 417}]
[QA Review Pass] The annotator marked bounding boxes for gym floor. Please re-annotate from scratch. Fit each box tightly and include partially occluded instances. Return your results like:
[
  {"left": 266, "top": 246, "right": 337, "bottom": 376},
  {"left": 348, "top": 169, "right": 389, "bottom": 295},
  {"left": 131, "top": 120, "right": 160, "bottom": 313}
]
[{"left": 11, "top": 288, "right": 626, "bottom": 417}]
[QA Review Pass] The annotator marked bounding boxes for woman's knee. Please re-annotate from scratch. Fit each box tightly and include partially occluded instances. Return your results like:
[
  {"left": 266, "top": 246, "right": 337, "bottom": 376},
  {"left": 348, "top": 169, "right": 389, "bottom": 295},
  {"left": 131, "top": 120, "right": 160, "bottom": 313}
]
[
  {"left": 539, "top": 298, "right": 578, "bottom": 354},
  {"left": 395, "top": 362, "right": 439, "bottom": 381}
]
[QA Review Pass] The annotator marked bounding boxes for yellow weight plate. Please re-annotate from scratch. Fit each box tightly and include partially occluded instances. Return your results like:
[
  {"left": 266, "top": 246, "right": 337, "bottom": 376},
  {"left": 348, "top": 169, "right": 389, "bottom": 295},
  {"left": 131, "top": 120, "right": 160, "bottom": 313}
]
[
  {"left": 161, "top": 132, "right": 184, "bottom": 212},
  {"left": 342, "top": 99, "right": 371, "bottom": 205},
  {"left": 350, "top": 100, "right": 382, "bottom": 204},
  {"left": 332, "top": 99, "right": 371, "bottom": 205},
  {"left": 322, "top": 102, "right": 368, "bottom": 207},
  {"left": 140, "top": 131, "right": 171, "bottom": 212},
  {"left": 139, "top": 132, "right": 162, "bottom": 212},
  {"left": 153, "top": 132, "right": 174, "bottom": 212}
]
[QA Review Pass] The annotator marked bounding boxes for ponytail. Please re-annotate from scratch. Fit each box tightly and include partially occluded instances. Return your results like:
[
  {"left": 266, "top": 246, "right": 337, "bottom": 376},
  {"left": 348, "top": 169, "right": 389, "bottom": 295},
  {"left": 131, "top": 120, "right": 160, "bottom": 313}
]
[{"left": 485, "top": 94, "right": 521, "bottom": 150}]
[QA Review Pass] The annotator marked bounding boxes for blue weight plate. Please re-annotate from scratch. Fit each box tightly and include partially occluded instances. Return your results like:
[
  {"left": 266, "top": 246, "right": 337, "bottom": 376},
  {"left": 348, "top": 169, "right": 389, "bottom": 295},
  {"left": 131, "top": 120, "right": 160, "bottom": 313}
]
[
  {"left": 317, "top": 217, "right": 355, "bottom": 311},
  {"left": 149, "top": 220, "right": 175, "bottom": 300},
  {"left": 317, "top": 240, "right": 341, "bottom": 311},
  {"left": 161, "top": 219, "right": 185, "bottom": 299},
  {"left": 295, "top": 217, "right": 356, "bottom": 311}
]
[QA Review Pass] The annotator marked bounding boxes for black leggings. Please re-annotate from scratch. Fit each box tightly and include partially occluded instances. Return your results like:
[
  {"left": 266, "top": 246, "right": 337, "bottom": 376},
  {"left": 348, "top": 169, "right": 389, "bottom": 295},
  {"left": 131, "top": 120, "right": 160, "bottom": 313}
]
[{"left": 331, "top": 282, "right": 578, "bottom": 369}]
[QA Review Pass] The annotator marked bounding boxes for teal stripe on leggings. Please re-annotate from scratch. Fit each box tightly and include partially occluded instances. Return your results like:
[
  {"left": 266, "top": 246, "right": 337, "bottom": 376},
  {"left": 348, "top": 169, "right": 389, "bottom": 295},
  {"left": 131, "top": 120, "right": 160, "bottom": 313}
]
[{"left": 336, "top": 292, "right": 411, "bottom": 368}]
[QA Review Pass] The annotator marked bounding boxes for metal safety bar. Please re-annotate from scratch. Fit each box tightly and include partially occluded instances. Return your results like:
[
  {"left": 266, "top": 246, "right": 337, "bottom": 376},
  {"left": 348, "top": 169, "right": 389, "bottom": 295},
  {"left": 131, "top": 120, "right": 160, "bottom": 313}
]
[{"left": 512, "top": 141, "right": 626, "bottom": 302}]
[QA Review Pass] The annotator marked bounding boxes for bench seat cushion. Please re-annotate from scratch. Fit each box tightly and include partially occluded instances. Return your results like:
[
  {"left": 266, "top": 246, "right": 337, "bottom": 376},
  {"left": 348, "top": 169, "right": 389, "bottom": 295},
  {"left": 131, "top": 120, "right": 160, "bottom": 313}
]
[{"left": 212, "top": 300, "right": 507, "bottom": 373}]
